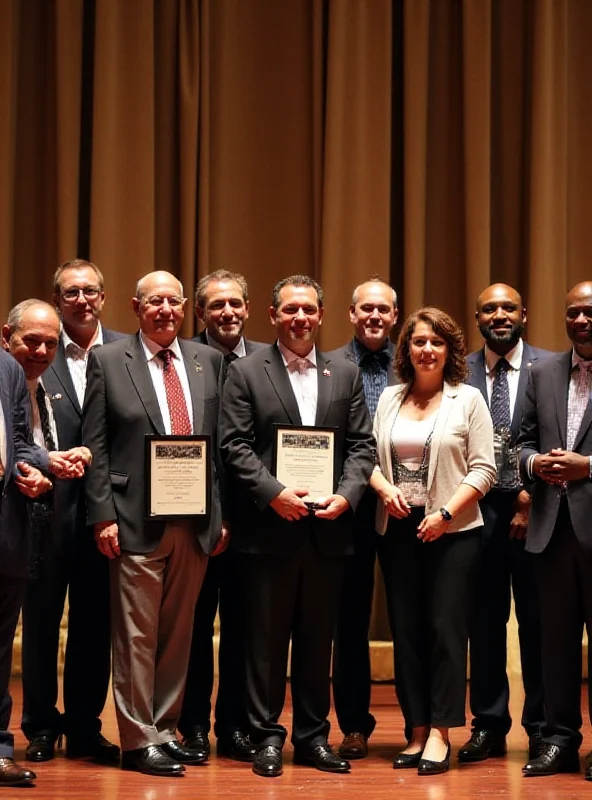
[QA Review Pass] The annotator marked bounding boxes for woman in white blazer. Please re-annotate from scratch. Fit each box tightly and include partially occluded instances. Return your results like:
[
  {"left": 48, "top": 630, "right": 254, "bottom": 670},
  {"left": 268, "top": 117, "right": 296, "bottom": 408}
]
[{"left": 371, "top": 307, "right": 495, "bottom": 775}]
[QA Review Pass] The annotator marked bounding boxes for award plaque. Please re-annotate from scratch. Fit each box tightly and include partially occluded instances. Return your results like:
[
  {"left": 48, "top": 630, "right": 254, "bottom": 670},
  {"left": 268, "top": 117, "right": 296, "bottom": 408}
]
[
  {"left": 145, "top": 435, "right": 211, "bottom": 519},
  {"left": 272, "top": 425, "right": 336, "bottom": 507},
  {"left": 493, "top": 427, "right": 521, "bottom": 489}
]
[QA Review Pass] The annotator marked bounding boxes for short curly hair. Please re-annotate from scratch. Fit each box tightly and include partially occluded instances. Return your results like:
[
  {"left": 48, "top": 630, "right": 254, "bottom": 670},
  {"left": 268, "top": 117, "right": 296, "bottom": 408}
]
[{"left": 395, "top": 306, "right": 467, "bottom": 385}]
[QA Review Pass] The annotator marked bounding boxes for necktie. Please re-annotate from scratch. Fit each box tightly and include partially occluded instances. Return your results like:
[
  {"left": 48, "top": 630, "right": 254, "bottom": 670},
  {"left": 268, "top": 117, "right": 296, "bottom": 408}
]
[
  {"left": 567, "top": 362, "right": 592, "bottom": 451},
  {"left": 490, "top": 358, "right": 511, "bottom": 431},
  {"left": 36, "top": 384, "right": 57, "bottom": 451},
  {"left": 289, "top": 357, "right": 313, "bottom": 374},
  {"left": 224, "top": 352, "right": 239, "bottom": 365},
  {"left": 159, "top": 350, "right": 192, "bottom": 435}
]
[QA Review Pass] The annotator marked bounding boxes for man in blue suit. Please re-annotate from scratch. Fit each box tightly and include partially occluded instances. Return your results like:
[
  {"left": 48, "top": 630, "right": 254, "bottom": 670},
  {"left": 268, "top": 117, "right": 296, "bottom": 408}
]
[{"left": 460, "top": 283, "right": 550, "bottom": 763}]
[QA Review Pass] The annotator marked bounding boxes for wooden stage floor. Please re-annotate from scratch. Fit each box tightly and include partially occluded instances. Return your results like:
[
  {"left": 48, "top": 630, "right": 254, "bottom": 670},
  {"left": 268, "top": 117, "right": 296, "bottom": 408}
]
[{"left": 6, "top": 677, "right": 592, "bottom": 799}]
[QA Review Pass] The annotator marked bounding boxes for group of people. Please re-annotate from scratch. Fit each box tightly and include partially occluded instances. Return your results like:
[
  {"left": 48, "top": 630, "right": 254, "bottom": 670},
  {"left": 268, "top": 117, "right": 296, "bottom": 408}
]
[{"left": 0, "top": 262, "right": 591, "bottom": 787}]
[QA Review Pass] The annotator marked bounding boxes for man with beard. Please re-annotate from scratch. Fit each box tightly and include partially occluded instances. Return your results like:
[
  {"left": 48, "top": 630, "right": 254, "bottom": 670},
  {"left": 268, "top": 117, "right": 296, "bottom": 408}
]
[
  {"left": 518, "top": 282, "right": 592, "bottom": 780},
  {"left": 327, "top": 277, "right": 398, "bottom": 759},
  {"left": 459, "top": 283, "right": 550, "bottom": 764},
  {"left": 178, "top": 271, "right": 265, "bottom": 762}
]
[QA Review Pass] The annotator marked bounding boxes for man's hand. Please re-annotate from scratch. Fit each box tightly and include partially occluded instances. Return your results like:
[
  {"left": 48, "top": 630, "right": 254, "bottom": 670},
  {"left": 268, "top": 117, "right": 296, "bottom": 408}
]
[
  {"left": 62, "top": 446, "right": 92, "bottom": 468},
  {"left": 534, "top": 449, "right": 590, "bottom": 484},
  {"left": 510, "top": 489, "right": 531, "bottom": 540},
  {"left": 417, "top": 511, "right": 449, "bottom": 542},
  {"left": 94, "top": 521, "right": 120, "bottom": 559},
  {"left": 48, "top": 451, "right": 85, "bottom": 479},
  {"left": 211, "top": 521, "right": 231, "bottom": 556},
  {"left": 269, "top": 488, "right": 309, "bottom": 521},
  {"left": 313, "top": 494, "right": 350, "bottom": 520},
  {"left": 15, "top": 463, "right": 53, "bottom": 498}
]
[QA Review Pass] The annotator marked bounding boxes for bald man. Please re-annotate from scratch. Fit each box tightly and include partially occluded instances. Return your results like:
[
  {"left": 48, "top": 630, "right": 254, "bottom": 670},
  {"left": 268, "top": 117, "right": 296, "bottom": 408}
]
[
  {"left": 82, "top": 271, "right": 226, "bottom": 777},
  {"left": 518, "top": 282, "right": 592, "bottom": 780},
  {"left": 461, "top": 284, "right": 551, "bottom": 765}
]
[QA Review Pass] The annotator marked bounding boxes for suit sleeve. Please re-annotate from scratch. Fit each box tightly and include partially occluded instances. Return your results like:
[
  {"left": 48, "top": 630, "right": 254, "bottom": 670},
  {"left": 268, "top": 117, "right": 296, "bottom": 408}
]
[
  {"left": 12, "top": 360, "right": 49, "bottom": 473},
  {"left": 517, "top": 366, "right": 540, "bottom": 492},
  {"left": 334, "top": 368, "right": 375, "bottom": 511},
  {"left": 82, "top": 349, "right": 117, "bottom": 524}
]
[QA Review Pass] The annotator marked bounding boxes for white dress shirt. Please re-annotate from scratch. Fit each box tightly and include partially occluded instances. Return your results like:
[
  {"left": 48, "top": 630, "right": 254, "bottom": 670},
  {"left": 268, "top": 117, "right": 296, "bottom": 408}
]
[
  {"left": 277, "top": 342, "right": 318, "bottom": 427},
  {"left": 63, "top": 323, "right": 104, "bottom": 407},
  {"left": 27, "top": 378, "right": 59, "bottom": 451},
  {"left": 484, "top": 338, "right": 524, "bottom": 419},
  {"left": 139, "top": 332, "right": 194, "bottom": 435},
  {"left": 205, "top": 331, "right": 247, "bottom": 359}
]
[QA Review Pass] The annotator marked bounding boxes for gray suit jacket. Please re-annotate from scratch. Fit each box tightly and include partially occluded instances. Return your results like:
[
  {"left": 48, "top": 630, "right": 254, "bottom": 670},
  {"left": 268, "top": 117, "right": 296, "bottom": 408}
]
[
  {"left": 192, "top": 331, "right": 267, "bottom": 356},
  {"left": 518, "top": 350, "right": 592, "bottom": 554},
  {"left": 82, "top": 333, "right": 224, "bottom": 555}
]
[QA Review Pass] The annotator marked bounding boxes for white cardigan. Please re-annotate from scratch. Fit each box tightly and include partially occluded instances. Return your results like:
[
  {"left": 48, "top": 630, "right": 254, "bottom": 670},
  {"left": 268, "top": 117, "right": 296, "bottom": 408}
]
[{"left": 373, "top": 382, "right": 496, "bottom": 535}]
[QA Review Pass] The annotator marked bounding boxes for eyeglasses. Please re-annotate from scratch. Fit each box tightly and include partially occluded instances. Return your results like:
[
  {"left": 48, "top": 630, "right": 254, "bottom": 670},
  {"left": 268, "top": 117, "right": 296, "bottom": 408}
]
[
  {"left": 60, "top": 287, "right": 102, "bottom": 302},
  {"left": 143, "top": 296, "right": 185, "bottom": 308}
]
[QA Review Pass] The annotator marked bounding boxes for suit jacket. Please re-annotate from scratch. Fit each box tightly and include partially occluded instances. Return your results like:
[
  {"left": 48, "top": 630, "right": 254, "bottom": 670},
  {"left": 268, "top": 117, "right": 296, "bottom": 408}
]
[
  {"left": 373, "top": 382, "right": 496, "bottom": 535},
  {"left": 42, "top": 329, "right": 125, "bottom": 540},
  {"left": 326, "top": 338, "right": 397, "bottom": 387},
  {"left": 82, "top": 334, "right": 224, "bottom": 555},
  {"left": 0, "top": 350, "right": 49, "bottom": 577},
  {"left": 466, "top": 341, "right": 553, "bottom": 445},
  {"left": 518, "top": 350, "right": 592, "bottom": 554},
  {"left": 219, "top": 343, "right": 375, "bottom": 557},
  {"left": 192, "top": 331, "right": 267, "bottom": 356}
]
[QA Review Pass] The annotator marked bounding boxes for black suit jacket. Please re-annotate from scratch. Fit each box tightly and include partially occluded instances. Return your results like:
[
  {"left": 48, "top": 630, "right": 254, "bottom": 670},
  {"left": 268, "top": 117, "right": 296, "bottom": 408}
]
[
  {"left": 192, "top": 331, "right": 267, "bottom": 356},
  {"left": 326, "top": 338, "right": 397, "bottom": 388},
  {"left": 82, "top": 334, "right": 224, "bottom": 555},
  {"left": 518, "top": 350, "right": 592, "bottom": 554},
  {"left": 219, "top": 343, "right": 375, "bottom": 557}
]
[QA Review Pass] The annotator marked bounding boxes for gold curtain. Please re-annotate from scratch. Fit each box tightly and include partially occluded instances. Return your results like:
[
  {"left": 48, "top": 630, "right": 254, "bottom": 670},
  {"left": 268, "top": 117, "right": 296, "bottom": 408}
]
[{"left": 2, "top": 0, "right": 592, "bottom": 640}]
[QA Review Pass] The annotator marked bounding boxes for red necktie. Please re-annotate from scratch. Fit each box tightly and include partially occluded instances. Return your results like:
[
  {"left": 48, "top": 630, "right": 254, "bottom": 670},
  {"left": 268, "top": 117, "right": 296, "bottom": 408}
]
[{"left": 159, "top": 349, "right": 192, "bottom": 435}]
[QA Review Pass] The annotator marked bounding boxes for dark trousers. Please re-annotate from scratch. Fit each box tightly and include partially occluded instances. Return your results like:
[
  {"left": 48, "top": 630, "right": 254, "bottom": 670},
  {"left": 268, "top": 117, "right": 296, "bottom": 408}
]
[
  {"left": 332, "top": 489, "right": 378, "bottom": 738},
  {"left": 178, "top": 550, "right": 247, "bottom": 740},
  {"left": 378, "top": 510, "right": 481, "bottom": 729},
  {"left": 535, "top": 500, "right": 592, "bottom": 751},
  {"left": 21, "top": 530, "right": 111, "bottom": 740},
  {"left": 242, "top": 537, "right": 344, "bottom": 750},
  {"left": 0, "top": 576, "right": 26, "bottom": 757},
  {"left": 468, "top": 490, "right": 544, "bottom": 735}
]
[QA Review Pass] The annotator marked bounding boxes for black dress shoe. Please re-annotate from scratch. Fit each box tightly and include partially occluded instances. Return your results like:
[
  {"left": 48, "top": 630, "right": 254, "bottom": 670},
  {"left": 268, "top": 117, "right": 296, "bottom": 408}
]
[
  {"left": 522, "top": 744, "right": 580, "bottom": 776},
  {"left": 528, "top": 731, "right": 546, "bottom": 761},
  {"left": 418, "top": 743, "right": 451, "bottom": 775},
  {"left": 217, "top": 731, "right": 256, "bottom": 762},
  {"left": 161, "top": 739, "right": 208, "bottom": 764},
  {"left": 121, "top": 745, "right": 185, "bottom": 776},
  {"left": 66, "top": 732, "right": 121, "bottom": 763},
  {"left": 25, "top": 734, "right": 56, "bottom": 762},
  {"left": 293, "top": 744, "right": 351, "bottom": 773},
  {"left": 0, "top": 758, "right": 36, "bottom": 786},
  {"left": 252, "top": 745, "right": 283, "bottom": 777},
  {"left": 393, "top": 749, "right": 423, "bottom": 769},
  {"left": 458, "top": 729, "right": 507, "bottom": 763},
  {"left": 182, "top": 731, "right": 210, "bottom": 759}
]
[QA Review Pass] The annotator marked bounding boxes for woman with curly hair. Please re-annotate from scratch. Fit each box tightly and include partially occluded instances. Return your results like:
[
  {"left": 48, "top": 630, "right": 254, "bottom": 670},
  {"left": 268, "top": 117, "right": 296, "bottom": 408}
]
[{"left": 371, "top": 307, "right": 496, "bottom": 774}]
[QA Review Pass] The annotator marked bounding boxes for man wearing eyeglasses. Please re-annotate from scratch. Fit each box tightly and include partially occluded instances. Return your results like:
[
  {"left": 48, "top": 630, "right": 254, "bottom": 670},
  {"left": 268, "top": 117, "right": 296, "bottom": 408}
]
[{"left": 19, "top": 260, "right": 124, "bottom": 765}]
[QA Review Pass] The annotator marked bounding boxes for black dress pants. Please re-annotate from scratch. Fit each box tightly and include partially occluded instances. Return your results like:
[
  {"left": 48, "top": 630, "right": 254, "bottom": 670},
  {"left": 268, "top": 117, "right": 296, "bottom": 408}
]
[
  {"left": 468, "top": 490, "right": 544, "bottom": 735},
  {"left": 377, "top": 510, "right": 481, "bottom": 730},
  {"left": 535, "top": 500, "right": 592, "bottom": 751},
  {"left": 332, "top": 488, "right": 378, "bottom": 739},
  {"left": 0, "top": 576, "right": 25, "bottom": 757},
  {"left": 242, "top": 536, "right": 344, "bottom": 750},
  {"left": 21, "top": 529, "right": 111, "bottom": 740},
  {"left": 178, "top": 550, "right": 248, "bottom": 740}
]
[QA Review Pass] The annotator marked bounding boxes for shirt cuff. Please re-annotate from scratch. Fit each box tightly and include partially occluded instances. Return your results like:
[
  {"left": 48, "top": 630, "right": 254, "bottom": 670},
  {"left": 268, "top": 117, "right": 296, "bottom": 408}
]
[{"left": 526, "top": 454, "right": 537, "bottom": 481}]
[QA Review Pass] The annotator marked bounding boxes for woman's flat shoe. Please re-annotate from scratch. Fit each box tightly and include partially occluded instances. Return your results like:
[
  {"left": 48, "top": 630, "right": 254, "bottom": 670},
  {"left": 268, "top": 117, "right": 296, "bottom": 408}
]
[
  {"left": 393, "top": 749, "right": 423, "bottom": 769},
  {"left": 417, "top": 743, "right": 451, "bottom": 775}
]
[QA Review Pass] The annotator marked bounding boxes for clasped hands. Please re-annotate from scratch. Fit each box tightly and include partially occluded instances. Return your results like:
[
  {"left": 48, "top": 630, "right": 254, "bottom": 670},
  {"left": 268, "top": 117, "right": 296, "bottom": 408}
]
[
  {"left": 270, "top": 487, "right": 350, "bottom": 522},
  {"left": 15, "top": 446, "right": 92, "bottom": 499},
  {"left": 382, "top": 486, "right": 448, "bottom": 542},
  {"left": 533, "top": 448, "right": 590, "bottom": 484}
]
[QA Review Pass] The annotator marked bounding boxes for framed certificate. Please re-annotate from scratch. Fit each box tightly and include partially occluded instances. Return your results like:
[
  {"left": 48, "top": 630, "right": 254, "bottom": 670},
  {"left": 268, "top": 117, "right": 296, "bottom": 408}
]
[
  {"left": 272, "top": 425, "right": 336, "bottom": 506},
  {"left": 145, "top": 435, "right": 211, "bottom": 520}
]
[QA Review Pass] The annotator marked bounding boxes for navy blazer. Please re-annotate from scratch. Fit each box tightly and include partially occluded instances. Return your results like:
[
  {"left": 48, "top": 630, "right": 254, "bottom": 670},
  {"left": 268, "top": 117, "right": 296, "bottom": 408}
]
[{"left": 326, "top": 338, "right": 397, "bottom": 388}]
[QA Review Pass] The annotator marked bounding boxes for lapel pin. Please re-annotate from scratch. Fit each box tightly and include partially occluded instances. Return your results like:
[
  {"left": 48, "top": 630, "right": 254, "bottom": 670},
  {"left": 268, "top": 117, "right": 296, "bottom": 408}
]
[
  {"left": 195, "top": 362, "right": 202, "bottom": 373},
  {"left": 323, "top": 368, "right": 331, "bottom": 377},
  {"left": 50, "top": 393, "right": 62, "bottom": 400}
]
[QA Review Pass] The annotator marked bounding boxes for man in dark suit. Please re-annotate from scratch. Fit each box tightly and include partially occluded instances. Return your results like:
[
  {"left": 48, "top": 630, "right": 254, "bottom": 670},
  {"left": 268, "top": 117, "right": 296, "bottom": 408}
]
[
  {"left": 518, "top": 281, "right": 592, "bottom": 780},
  {"left": 220, "top": 275, "right": 374, "bottom": 778},
  {"left": 83, "top": 270, "right": 226, "bottom": 778},
  {"left": 460, "top": 283, "right": 549, "bottom": 764},
  {"left": 179, "top": 270, "right": 265, "bottom": 761},
  {"left": 327, "top": 276, "right": 397, "bottom": 759},
  {"left": 17, "top": 260, "right": 123, "bottom": 764}
]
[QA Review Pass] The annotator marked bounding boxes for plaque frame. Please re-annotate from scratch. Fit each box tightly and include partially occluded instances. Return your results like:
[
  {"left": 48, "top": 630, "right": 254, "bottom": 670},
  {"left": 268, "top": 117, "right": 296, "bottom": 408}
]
[
  {"left": 144, "top": 434, "right": 211, "bottom": 520},
  {"left": 272, "top": 424, "right": 337, "bottom": 507}
]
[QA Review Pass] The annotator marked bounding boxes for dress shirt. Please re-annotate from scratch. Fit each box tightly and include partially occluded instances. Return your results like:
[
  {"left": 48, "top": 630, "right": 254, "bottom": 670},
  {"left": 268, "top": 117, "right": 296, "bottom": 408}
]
[
  {"left": 277, "top": 341, "right": 318, "bottom": 426},
  {"left": 139, "top": 332, "right": 194, "bottom": 435},
  {"left": 351, "top": 338, "right": 392, "bottom": 421},
  {"left": 27, "top": 378, "right": 59, "bottom": 451},
  {"left": 484, "top": 338, "right": 524, "bottom": 419},
  {"left": 204, "top": 330, "right": 247, "bottom": 359},
  {"left": 63, "top": 323, "right": 104, "bottom": 407}
]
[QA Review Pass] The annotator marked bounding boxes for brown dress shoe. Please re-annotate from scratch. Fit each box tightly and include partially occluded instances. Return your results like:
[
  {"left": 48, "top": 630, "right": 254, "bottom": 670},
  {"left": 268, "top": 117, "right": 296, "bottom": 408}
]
[
  {"left": 0, "top": 757, "right": 36, "bottom": 786},
  {"left": 338, "top": 732, "right": 368, "bottom": 759}
]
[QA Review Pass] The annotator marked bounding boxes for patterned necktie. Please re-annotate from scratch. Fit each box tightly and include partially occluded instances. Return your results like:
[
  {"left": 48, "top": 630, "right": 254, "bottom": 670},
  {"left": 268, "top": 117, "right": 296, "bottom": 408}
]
[
  {"left": 490, "top": 357, "right": 512, "bottom": 431},
  {"left": 224, "top": 352, "right": 239, "bottom": 365},
  {"left": 567, "top": 362, "right": 592, "bottom": 451},
  {"left": 159, "top": 350, "right": 192, "bottom": 435},
  {"left": 36, "top": 384, "right": 57, "bottom": 451}
]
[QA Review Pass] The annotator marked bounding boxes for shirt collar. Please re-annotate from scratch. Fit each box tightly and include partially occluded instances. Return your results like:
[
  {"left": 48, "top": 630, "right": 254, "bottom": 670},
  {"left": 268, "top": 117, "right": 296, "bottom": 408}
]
[
  {"left": 277, "top": 341, "right": 317, "bottom": 369},
  {"left": 352, "top": 337, "right": 392, "bottom": 364},
  {"left": 571, "top": 349, "right": 592, "bottom": 370},
  {"left": 205, "top": 331, "right": 246, "bottom": 359},
  {"left": 484, "top": 338, "right": 523, "bottom": 375},
  {"left": 62, "top": 322, "right": 103, "bottom": 353},
  {"left": 139, "top": 331, "right": 183, "bottom": 363}
]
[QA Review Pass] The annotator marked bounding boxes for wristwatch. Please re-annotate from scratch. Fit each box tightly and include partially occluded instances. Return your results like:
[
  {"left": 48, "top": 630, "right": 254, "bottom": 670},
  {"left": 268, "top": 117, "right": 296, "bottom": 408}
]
[{"left": 440, "top": 507, "right": 453, "bottom": 522}]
